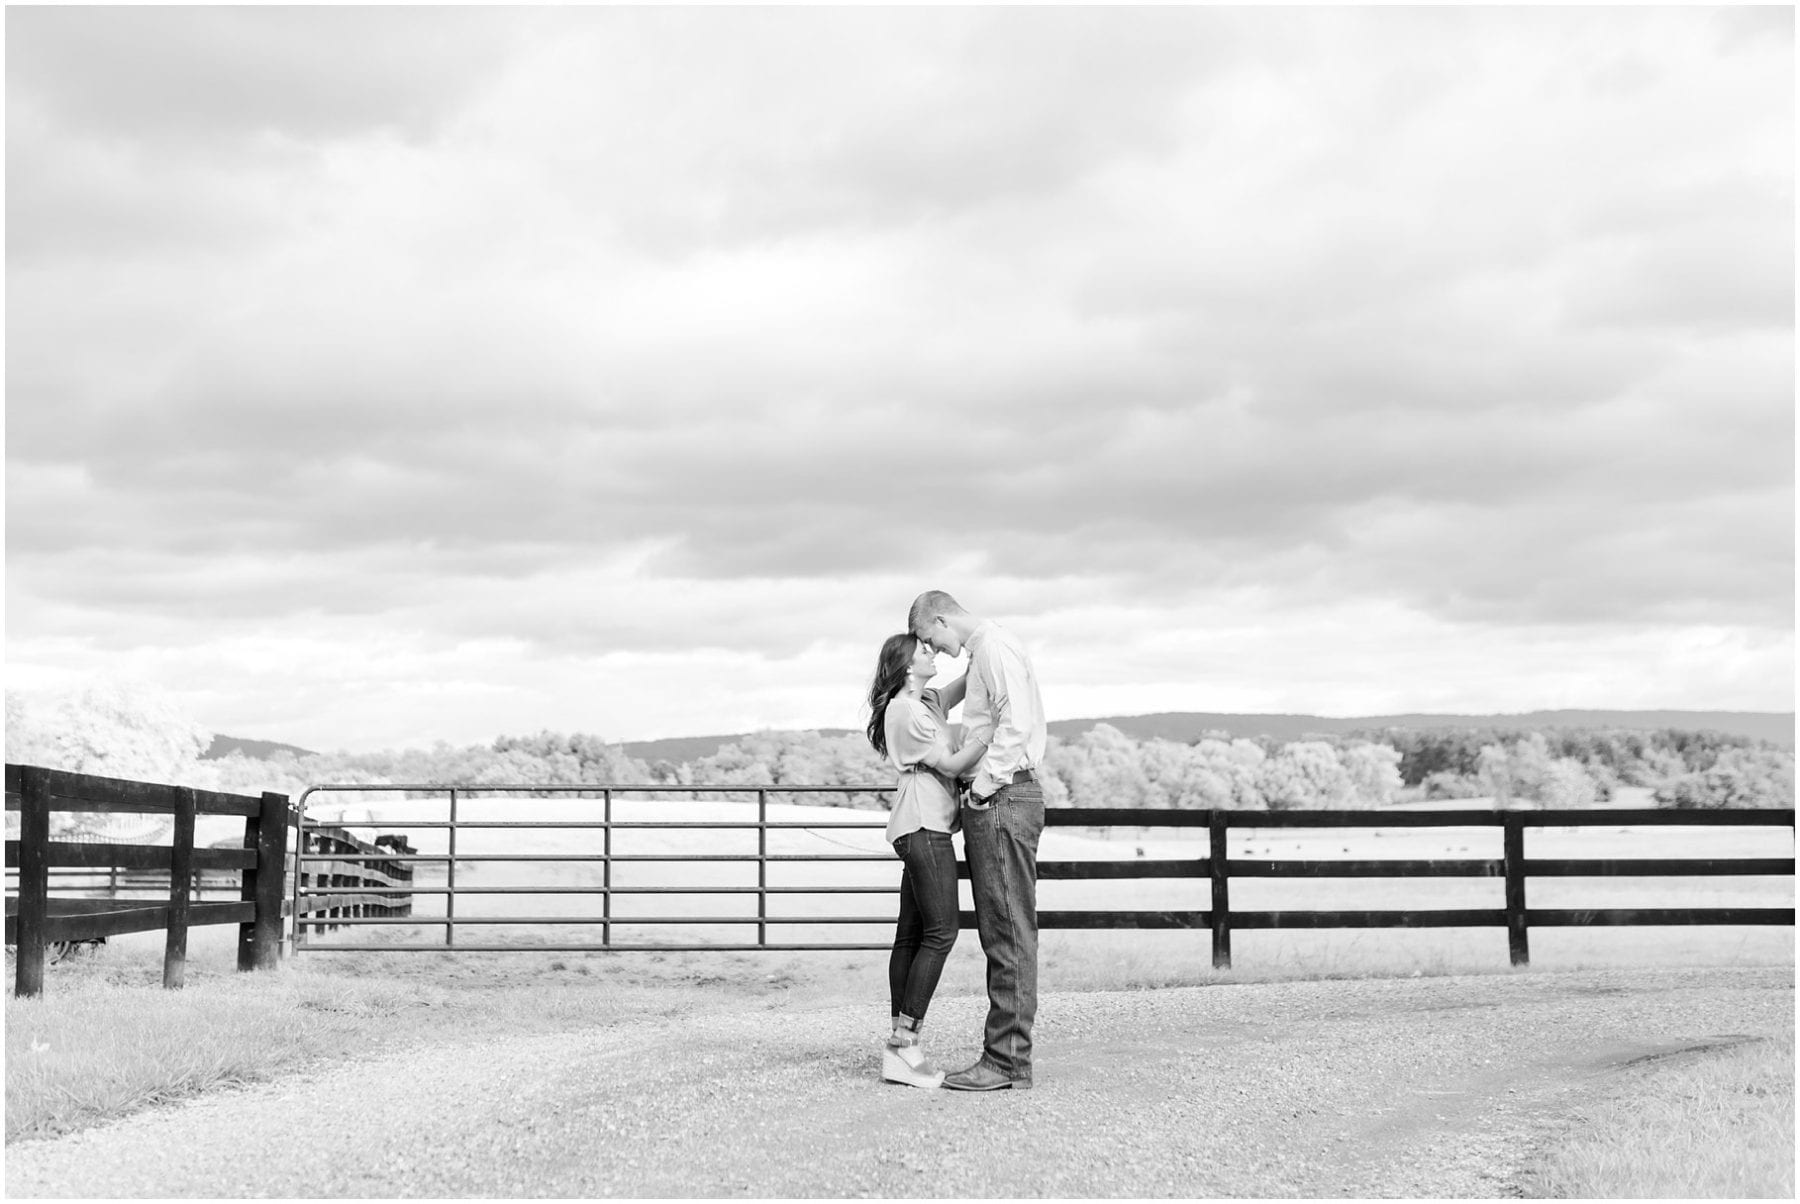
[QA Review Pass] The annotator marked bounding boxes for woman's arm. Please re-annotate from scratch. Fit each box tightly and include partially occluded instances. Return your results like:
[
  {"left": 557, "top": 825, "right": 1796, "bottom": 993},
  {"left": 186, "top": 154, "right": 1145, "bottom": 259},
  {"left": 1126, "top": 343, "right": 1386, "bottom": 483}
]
[
  {"left": 937, "top": 672, "right": 969, "bottom": 713},
  {"left": 917, "top": 733, "right": 986, "bottom": 779}
]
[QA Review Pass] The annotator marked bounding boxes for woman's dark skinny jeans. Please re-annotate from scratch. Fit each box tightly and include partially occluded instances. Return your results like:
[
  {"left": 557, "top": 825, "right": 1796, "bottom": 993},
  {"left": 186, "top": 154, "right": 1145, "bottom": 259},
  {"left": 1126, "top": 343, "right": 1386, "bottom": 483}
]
[{"left": 888, "top": 828, "right": 960, "bottom": 1023}]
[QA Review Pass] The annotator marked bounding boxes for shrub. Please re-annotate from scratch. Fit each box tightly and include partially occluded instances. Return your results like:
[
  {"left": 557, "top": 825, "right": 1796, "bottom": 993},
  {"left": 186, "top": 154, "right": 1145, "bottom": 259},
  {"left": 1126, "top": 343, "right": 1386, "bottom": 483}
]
[{"left": 1422, "top": 771, "right": 1486, "bottom": 799}]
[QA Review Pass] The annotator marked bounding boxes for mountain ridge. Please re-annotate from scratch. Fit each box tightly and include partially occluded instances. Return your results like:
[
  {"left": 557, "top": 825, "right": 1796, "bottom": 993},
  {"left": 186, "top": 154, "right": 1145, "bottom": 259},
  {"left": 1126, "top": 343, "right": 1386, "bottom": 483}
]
[
  {"left": 203, "top": 735, "right": 320, "bottom": 760},
  {"left": 204, "top": 708, "right": 1793, "bottom": 763},
  {"left": 615, "top": 708, "right": 1794, "bottom": 764}
]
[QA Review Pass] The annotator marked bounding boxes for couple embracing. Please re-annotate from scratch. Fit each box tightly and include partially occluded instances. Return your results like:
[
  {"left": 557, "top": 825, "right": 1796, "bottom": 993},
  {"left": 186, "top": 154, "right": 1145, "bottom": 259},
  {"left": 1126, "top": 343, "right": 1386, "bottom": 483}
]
[{"left": 864, "top": 590, "right": 1047, "bottom": 1091}]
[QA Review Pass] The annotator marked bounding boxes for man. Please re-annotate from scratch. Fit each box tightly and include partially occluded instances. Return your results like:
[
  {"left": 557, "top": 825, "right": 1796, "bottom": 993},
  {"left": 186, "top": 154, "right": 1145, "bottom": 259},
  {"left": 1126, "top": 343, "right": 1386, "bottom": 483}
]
[{"left": 908, "top": 589, "right": 1047, "bottom": 1091}]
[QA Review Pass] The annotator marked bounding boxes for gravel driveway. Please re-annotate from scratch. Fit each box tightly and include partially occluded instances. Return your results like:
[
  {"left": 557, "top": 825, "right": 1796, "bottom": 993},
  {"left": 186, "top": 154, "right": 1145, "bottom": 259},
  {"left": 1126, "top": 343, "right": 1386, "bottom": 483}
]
[{"left": 7, "top": 965, "right": 1791, "bottom": 1198}]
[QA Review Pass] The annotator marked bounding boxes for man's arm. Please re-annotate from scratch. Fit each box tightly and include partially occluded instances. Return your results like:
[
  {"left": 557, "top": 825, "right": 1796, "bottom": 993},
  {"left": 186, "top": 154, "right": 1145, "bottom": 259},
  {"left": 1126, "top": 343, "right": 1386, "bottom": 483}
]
[
  {"left": 917, "top": 734, "right": 987, "bottom": 779},
  {"left": 937, "top": 672, "right": 969, "bottom": 714},
  {"left": 970, "top": 644, "right": 1031, "bottom": 799}
]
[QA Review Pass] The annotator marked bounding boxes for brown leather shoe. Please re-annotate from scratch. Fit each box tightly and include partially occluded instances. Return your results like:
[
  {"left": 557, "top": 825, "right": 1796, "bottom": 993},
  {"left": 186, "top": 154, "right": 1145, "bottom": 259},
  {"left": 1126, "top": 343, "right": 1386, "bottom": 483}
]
[{"left": 940, "top": 1060, "right": 1032, "bottom": 1091}]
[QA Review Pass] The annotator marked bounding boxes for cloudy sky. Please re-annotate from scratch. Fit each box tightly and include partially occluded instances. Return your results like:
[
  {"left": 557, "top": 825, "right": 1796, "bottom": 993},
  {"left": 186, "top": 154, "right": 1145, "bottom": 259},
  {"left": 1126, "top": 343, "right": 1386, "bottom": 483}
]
[{"left": 6, "top": 7, "right": 1793, "bottom": 753}]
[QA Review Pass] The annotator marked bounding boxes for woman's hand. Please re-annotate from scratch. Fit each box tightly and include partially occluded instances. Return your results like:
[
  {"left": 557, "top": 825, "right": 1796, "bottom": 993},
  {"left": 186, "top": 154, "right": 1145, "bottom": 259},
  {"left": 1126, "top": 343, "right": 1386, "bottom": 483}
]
[{"left": 922, "top": 734, "right": 987, "bottom": 779}]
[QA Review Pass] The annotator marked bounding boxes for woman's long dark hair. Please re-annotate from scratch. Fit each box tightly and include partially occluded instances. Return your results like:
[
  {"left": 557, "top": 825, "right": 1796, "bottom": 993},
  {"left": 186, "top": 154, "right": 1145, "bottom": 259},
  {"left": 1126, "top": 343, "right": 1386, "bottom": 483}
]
[{"left": 866, "top": 633, "right": 917, "bottom": 758}]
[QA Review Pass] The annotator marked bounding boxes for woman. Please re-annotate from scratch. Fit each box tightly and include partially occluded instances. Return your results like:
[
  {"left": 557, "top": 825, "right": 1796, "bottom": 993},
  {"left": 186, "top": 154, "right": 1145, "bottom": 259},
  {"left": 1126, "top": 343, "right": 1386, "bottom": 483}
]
[{"left": 866, "top": 632, "right": 988, "bottom": 1088}]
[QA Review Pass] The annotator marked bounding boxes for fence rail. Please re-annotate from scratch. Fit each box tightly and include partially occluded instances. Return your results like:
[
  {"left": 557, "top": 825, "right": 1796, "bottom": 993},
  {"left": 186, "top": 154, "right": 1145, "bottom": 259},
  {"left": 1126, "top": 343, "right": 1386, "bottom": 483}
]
[
  {"left": 293, "top": 825, "right": 415, "bottom": 935},
  {"left": 292, "top": 783, "right": 1794, "bottom": 965},
  {"left": 4, "top": 764, "right": 291, "bottom": 996}
]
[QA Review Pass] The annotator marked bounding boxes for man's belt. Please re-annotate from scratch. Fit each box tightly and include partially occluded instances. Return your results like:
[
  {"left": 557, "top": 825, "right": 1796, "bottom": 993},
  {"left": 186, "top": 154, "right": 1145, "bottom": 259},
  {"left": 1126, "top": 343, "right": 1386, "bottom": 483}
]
[{"left": 965, "top": 768, "right": 1038, "bottom": 805}]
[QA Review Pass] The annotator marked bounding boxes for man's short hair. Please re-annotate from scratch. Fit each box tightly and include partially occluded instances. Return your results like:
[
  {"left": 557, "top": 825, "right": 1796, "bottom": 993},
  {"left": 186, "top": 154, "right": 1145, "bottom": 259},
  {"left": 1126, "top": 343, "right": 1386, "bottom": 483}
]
[{"left": 908, "top": 590, "right": 965, "bottom": 633}]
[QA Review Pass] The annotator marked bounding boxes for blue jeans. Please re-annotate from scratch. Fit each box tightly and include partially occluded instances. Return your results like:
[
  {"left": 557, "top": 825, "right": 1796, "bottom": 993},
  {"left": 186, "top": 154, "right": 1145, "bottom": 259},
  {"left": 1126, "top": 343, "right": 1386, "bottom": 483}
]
[
  {"left": 889, "top": 828, "right": 960, "bottom": 1023},
  {"left": 961, "top": 781, "right": 1045, "bottom": 1078}
]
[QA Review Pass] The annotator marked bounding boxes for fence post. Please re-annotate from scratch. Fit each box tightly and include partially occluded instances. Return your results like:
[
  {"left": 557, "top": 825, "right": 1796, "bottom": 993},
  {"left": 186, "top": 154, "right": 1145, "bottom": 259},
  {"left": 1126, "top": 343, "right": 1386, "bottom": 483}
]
[
  {"left": 1209, "top": 810, "right": 1231, "bottom": 970},
  {"left": 602, "top": 788, "right": 613, "bottom": 949},
  {"left": 299, "top": 829, "right": 314, "bottom": 946},
  {"left": 445, "top": 789, "right": 458, "bottom": 947},
  {"left": 1503, "top": 812, "right": 1529, "bottom": 967},
  {"left": 395, "top": 838, "right": 414, "bottom": 917},
  {"left": 238, "top": 792, "right": 289, "bottom": 971},
  {"left": 237, "top": 798, "right": 259, "bottom": 970},
  {"left": 757, "top": 789, "right": 768, "bottom": 949},
  {"left": 164, "top": 787, "right": 196, "bottom": 989},
  {"left": 320, "top": 834, "right": 333, "bottom": 933},
  {"left": 287, "top": 801, "right": 305, "bottom": 956},
  {"left": 352, "top": 832, "right": 364, "bottom": 924},
  {"left": 331, "top": 834, "right": 345, "bottom": 932},
  {"left": 14, "top": 767, "right": 52, "bottom": 998}
]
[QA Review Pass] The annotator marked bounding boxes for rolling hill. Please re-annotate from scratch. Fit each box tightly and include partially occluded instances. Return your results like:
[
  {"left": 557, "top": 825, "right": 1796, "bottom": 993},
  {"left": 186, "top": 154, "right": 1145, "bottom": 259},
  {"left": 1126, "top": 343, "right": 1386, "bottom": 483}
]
[
  {"left": 1046, "top": 709, "right": 1796, "bottom": 748},
  {"left": 205, "top": 708, "right": 1793, "bottom": 764},
  {"left": 202, "top": 734, "right": 318, "bottom": 760},
  {"left": 615, "top": 708, "right": 1793, "bottom": 764}
]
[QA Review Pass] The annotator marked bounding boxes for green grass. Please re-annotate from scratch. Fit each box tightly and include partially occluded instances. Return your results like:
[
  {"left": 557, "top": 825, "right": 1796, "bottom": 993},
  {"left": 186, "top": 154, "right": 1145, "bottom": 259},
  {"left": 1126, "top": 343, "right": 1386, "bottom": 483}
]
[{"left": 1521, "top": 1028, "right": 1795, "bottom": 1199}]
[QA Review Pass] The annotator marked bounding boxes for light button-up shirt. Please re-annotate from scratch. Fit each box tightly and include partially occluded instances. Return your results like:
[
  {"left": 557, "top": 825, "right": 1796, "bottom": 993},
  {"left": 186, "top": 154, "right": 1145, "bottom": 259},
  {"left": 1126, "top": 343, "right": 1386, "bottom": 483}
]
[{"left": 961, "top": 619, "right": 1047, "bottom": 800}]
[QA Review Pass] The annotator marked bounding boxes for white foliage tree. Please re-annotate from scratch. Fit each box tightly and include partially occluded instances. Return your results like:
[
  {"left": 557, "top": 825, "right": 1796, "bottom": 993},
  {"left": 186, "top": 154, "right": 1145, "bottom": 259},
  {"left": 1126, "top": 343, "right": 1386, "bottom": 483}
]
[
  {"left": 1339, "top": 741, "right": 1403, "bottom": 807},
  {"left": 1477, "top": 742, "right": 1516, "bottom": 804},
  {"left": 690, "top": 730, "right": 890, "bottom": 807},
  {"left": 1477, "top": 734, "right": 1600, "bottom": 808},
  {"left": 5, "top": 679, "right": 215, "bottom": 841},
  {"left": 1536, "top": 757, "right": 1599, "bottom": 808},
  {"left": 1048, "top": 723, "right": 1153, "bottom": 809},
  {"left": 1189, "top": 738, "right": 1268, "bottom": 808},
  {"left": 6, "top": 680, "right": 210, "bottom": 784},
  {"left": 1654, "top": 746, "right": 1796, "bottom": 809},
  {"left": 1257, "top": 741, "right": 1356, "bottom": 810}
]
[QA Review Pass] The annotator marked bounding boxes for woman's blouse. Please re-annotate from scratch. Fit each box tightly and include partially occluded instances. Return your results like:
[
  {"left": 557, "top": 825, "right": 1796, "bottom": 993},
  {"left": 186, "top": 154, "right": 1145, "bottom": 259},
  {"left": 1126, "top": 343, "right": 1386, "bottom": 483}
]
[{"left": 883, "top": 688, "right": 962, "bottom": 845}]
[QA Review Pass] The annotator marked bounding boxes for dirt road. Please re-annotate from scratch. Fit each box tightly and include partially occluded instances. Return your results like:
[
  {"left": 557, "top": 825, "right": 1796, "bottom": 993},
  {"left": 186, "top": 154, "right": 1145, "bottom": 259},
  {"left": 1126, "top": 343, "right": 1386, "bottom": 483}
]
[{"left": 6, "top": 966, "right": 1790, "bottom": 1198}]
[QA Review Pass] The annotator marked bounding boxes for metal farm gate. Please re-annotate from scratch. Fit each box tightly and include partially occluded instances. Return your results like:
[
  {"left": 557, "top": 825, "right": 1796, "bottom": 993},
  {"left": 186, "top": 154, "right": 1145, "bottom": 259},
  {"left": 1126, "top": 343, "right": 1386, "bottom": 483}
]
[
  {"left": 292, "top": 784, "right": 911, "bottom": 952},
  {"left": 289, "top": 784, "right": 1794, "bottom": 966}
]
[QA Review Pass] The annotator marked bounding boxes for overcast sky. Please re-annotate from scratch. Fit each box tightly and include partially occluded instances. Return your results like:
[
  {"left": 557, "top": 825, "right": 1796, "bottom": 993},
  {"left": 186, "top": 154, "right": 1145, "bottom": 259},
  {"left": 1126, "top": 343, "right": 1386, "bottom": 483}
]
[{"left": 6, "top": 7, "right": 1793, "bottom": 753}]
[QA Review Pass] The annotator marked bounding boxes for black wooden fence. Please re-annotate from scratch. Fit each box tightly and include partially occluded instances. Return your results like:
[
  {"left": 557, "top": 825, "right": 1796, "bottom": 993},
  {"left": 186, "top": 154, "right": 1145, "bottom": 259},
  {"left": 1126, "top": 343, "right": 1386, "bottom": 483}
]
[
  {"left": 11, "top": 770, "right": 1787, "bottom": 981},
  {"left": 286, "top": 784, "right": 1794, "bottom": 965},
  {"left": 1099, "top": 804, "right": 1795, "bottom": 968},
  {"left": 4, "top": 764, "right": 290, "bottom": 996}
]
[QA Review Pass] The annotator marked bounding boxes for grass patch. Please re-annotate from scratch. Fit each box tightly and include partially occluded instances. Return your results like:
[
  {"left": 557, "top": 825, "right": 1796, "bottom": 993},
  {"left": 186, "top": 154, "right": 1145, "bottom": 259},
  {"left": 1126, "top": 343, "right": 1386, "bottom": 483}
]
[
  {"left": 1521, "top": 1029, "right": 1796, "bottom": 1199},
  {"left": 0, "top": 928, "right": 1302, "bottom": 1144},
  {"left": 7, "top": 800, "right": 1790, "bottom": 1150},
  {"left": 0, "top": 924, "right": 1613, "bottom": 1147},
  {"left": 9, "top": 974, "right": 322, "bottom": 1142},
  {"left": 4, "top": 938, "right": 900, "bottom": 1144},
  {"left": 8, "top": 934, "right": 1793, "bottom": 1184},
  {"left": 5, "top": 946, "right": 431, "bottom": 1142}
]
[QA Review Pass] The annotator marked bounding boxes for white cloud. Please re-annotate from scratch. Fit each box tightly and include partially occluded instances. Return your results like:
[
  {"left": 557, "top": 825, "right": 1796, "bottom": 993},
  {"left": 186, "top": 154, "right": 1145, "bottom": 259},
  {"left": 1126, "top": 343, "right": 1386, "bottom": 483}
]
[{"left": 6, "top": 7, "right": 1791, "bottom": 746}]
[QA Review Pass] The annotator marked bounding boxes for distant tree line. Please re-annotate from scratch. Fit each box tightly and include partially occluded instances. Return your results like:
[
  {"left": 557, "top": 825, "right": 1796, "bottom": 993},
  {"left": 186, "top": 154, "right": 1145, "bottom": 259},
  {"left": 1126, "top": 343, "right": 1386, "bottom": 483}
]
[
  {"left": 6, "top": 684, "right": 1793, "bottom": 823},
  {"left": 1354, "top": 725, "right": 1794, "bottom": 808}
]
